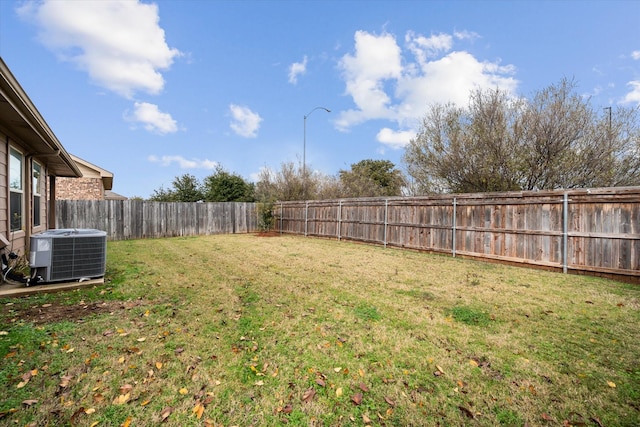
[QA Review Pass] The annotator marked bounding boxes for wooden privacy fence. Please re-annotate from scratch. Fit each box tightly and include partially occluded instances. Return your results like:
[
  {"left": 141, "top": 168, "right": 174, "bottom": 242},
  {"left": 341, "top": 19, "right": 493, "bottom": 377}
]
[
  {"left": 56, "top": 200, "right": 259, "bottom": 240},
  {"left": 276, "top": 187, "right": 640, "bottom": 281}
]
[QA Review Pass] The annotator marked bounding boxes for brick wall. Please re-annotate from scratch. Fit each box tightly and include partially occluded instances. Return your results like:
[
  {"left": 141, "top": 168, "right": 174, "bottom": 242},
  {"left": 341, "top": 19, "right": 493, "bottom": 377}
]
[{"left": 56, "top": 177, "right": 104, "bottom": 200}]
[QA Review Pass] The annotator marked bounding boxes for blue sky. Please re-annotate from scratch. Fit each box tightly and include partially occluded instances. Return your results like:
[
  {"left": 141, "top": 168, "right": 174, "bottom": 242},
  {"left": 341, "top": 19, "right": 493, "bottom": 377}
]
[{"left": 1, "top": 0, "right": 638, "bottom": 198}]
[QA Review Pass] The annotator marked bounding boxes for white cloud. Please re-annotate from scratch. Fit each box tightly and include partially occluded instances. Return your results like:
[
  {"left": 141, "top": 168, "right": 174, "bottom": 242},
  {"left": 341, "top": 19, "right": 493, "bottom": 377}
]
[
  {"left": 631, "top": 50, "right": 640, "bottom": 60},
  {"left": 229, "top": 104, "right": 263, "bottom": 138},
  {"left": 148, "top": 155, "right": 218, "bottom": 170},
  {"left": 621, "top": 81, "right": 640, "bottom": 105},
  {"left": 288, "top": 55, "right": 308, "bottom": 84},
  {"left": 376, "top": 128, "right": 416, "bottom": 149},
  {"left": 454, "top": 30, "right": 480, "bottom": 41},
  {"left": 336, "top": 29, "right": 518, "bottom": 149},
  {"left": 17, "top": 0, "right": 181, "bottom": 98},
  {"left": 406, "top": 31, "right": 453, "bottom": 63},
  {"left": 127, "top": 102, "right": 178, "bottom": 134},
  {"left": 336, "top": 31, "right": 403, "bottom": 129}
]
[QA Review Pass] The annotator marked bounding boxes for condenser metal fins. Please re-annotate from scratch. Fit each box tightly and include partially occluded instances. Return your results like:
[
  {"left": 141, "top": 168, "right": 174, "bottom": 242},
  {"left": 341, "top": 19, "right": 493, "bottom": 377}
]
[{"left": 29, "top": 229, "right": 107, "bottom": 283}]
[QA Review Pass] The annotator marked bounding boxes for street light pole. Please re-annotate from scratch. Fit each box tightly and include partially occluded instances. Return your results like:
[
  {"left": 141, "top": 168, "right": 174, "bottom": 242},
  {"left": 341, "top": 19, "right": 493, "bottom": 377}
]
[{"left": 303, "top": 106, "right": 330, "bottom": 200}]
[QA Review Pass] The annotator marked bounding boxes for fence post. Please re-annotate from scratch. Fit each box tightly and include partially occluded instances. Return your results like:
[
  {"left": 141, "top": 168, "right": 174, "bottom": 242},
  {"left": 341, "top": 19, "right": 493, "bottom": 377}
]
[
  {"left": 383, "top": 199, "right": 388, "bottom": 248},
  {"left": 279, "top": 202, "right": 283, "bottom": 235},
  {"left": 563, "top": 192, "right": 568, "bottom": 274},
  {"left": 338, "top": 200, "right": 342, "bottom": 241},
  {"left": 452, "top": 197, "right": 457, "bottom": 257},
  {"left": 305, "top": 201, "right": 309, "bottom": 237}
]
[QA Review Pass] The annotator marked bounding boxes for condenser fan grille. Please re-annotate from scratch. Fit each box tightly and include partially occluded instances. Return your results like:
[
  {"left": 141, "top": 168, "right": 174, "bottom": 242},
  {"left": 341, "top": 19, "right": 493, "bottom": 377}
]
[
  {"left": 50, "top": 236, "right": 106, "bottom": 281},
  {"left": 29, "top": 229, "right": 107, "bottom": 283}
]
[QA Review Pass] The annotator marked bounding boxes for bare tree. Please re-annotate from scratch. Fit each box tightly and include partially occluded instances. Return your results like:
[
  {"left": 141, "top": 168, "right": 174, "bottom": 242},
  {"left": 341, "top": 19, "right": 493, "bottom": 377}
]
[
  {"left": 404, "top": 79, "right": 640, "bottom": 193},
  {"left": 255, "top": 161, "right": 339, "bottom": 201}
]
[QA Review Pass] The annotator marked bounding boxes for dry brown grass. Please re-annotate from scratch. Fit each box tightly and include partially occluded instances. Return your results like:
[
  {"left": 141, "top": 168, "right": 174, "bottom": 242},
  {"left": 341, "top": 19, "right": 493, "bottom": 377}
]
[{"left": 1, "top": 234, "right": 638, "bottom": 426}]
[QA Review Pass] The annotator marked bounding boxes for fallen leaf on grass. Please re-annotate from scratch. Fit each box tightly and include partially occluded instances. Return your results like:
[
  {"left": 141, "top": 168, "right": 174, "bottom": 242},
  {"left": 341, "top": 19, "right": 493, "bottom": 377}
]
[
  {"left": 113, "top": 393, "right": 130, "bottom": 405},
  {"left": 606, "top": 381, "right": 616, "bottom": 388},
  {"left": 0, "top": 408, "right": 18, "bottom": 419},
  {"left": 541, "top": 413, "right": 555, "bottom": 422},
  {"left": 282, "top": 404, "right": 293, "bottom": 414},
  {"left": 179, "top": 388, "right": 188, "bottom": 395},
  {"left": 122, "top": 417, "right": 132, "bottom": 427},
  {"left": 85, "top": 408, "right": 96, "bottom": 415},
  {"left": 59, "top": 375, "right": 72, "bottom": 389},
  {"left": 384, "top": 396, "right": 396, "bottom": 407},
  {"left": 359, "top": 382, "right": 369, "bottom": 392},
  {"left": 22, "top": 400, "right": 38, "bottom": 406},
  {"left": 469, "top": 359, "right": 479, "bottom": 367},
  {"left": 155, "top": 362, "right": 163, "bottom": 370},
  {"left": 316, "top": 378, "right": 326, "bottom": 387},
  {"left": 70, "top": 407, "right": 86, "bottom": 425},
  {"left": 302, "top": 388, "right": 316, "bottom": 403},
  {"left": 119, "top": 384, "right": 133, "bottom": 394},
  {"left": 17, "top": 371, "right": 33, "bottom": 388},
  {"left": 458, "top": 405, "right": 475, "bottom": 419},
  {"left": 160, "top": 407, "right": 173, "bottom": 422},
  {"left": 351, "top": 393, "right": 363, "bottom": 405},
  {"left": 336, "top": 387, "right": 343, "bottom": 397},
  {"left": 192, "top": 402, "right": 205, "bottom": 419},
  {"left": 362, "top": 414, "right": 372, "bottom": 424}
]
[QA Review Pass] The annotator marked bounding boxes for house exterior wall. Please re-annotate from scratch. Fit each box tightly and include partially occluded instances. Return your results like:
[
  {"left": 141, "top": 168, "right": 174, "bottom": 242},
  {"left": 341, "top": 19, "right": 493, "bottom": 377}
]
[
  {"left": 56, "top": 176, "right": 105, "bottom": 200},
  {"left": 0, "top": 131, "right": 50, "bottom": 255}
]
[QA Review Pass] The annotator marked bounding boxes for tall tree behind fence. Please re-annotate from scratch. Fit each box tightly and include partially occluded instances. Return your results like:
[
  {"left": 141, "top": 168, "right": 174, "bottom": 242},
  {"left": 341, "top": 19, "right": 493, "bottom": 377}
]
[
  {"left": 56, "top": 200, "right": 258, "bottom": 240},
  {"left": 276, "top": 187, "right": 640, "bottom": 281}
]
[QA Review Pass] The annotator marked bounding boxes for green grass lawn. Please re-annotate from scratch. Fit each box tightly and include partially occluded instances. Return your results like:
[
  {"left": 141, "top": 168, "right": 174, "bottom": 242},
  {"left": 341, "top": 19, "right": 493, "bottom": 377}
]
[{"left": 1, "top": 234, "right": 638, "bottom": 426}]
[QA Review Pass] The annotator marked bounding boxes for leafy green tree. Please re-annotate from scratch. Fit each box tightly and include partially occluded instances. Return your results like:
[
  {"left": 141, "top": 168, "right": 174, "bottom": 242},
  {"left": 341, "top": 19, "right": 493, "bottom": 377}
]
[
  {"left": 339, "top": 159, "right": 406, "bottom": 197},
  {"left": 148, "top": 174, "right": 203, "bottom": 202},
  {"left": 202, "top": 166, "right": 255, "bottom": 202}
]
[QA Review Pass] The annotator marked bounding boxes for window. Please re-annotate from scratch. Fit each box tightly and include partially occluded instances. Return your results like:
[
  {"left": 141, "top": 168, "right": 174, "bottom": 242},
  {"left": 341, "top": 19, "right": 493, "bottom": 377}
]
[
  {"left": 9, "top": 148, "right": 23, "bottom": 231},
  {"left": 33, "top": 161, "right": 42, "bottom": 227}
]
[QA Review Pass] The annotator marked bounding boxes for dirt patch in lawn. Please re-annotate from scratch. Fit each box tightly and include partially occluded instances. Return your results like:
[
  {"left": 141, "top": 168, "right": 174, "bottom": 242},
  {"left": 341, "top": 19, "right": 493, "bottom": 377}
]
[
  {"left": 2, "top": 300, "right": 147, "bottom": 325},
  {"left": 254, "top": 231, "right": 280, "bottom": 237}
]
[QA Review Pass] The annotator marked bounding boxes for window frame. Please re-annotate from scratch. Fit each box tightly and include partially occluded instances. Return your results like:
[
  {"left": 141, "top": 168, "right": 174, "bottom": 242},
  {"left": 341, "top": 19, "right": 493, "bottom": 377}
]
[
  {"left": 9, "top": 147, "right": 24, "bottom": 232},
  {"left": 32, "top": 160, "right": 42, "bottom": 228}
]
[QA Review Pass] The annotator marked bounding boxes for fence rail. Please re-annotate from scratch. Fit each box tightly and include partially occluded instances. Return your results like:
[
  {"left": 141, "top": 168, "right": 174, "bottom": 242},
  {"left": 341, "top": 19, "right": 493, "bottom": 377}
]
[
  {"left": 56, "top": 200, "right": 259, "bottom": 240},
  {"left": 276, "top": 187, "right": 640, "bottom": 281}
]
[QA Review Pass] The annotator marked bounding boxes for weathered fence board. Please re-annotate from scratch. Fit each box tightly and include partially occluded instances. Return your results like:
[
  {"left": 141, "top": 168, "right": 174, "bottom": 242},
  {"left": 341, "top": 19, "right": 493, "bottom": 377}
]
[
  {"left": 56, "top": 200, "right": 258, "bottom": 241},
  {"left": 276, "top": 187, "right": 640, "bottom": 281}
]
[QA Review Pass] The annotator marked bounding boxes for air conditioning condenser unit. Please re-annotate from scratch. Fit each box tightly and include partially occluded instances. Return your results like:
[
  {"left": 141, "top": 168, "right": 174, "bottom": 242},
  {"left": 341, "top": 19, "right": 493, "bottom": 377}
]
[{"left": 29, "top": 229, "right": 107, "bottom": 283}]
